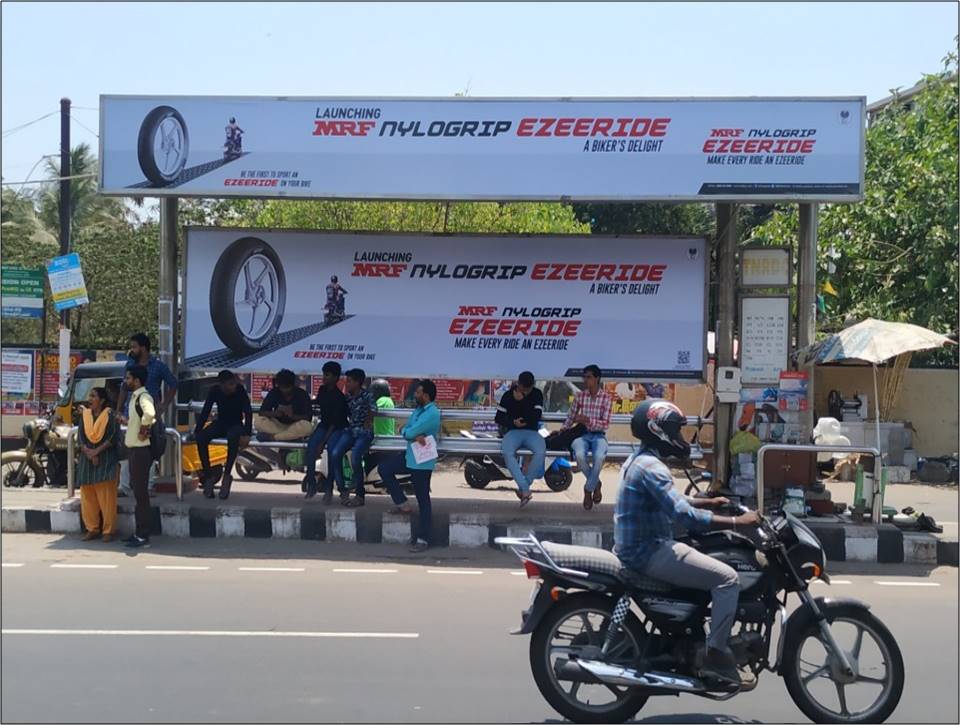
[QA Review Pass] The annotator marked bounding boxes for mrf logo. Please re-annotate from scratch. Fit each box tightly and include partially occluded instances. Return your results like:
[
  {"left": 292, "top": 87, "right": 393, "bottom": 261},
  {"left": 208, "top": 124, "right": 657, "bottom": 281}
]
[{"left": 313, "top": 120, "right": 377, "bottom": 137}]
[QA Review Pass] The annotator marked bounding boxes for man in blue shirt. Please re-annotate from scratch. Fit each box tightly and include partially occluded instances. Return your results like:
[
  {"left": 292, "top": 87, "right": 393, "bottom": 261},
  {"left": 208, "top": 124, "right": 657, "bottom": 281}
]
[
  {"left": 116, "top": 333, "right": 177, "bottom": 496},
  {"left": 615, "top": 400, "right": 759, "bottom": 685},
  {"left": 379, "top": 379, "right": 441, "bottom": 553}
]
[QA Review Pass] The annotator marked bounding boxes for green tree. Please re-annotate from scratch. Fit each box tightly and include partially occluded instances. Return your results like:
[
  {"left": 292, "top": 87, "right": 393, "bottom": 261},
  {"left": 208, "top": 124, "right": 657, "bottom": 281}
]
[
  {"left": 749, "top": 51, "right": 959, "bottom": 365},
  {"left": 571, "top": 202, "right": 714, "bottom": 236},
  {"left": 37, "top": 143, "right": 129, "bottom": 232}
]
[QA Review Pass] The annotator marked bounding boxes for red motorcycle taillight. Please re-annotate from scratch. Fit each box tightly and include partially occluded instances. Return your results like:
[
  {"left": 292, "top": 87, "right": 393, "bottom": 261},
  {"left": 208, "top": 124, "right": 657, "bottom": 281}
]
[{"left": 523, "top": 560, "right": 542, "bottom": 579}]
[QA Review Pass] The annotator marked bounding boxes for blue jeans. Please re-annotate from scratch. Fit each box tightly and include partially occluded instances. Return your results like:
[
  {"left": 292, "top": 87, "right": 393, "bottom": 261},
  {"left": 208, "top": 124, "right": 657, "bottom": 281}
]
[
  {"left": 330, "top": 429, "right": 374, "bottom": 495},
  {"left": 571, "top": 432, "right": 608, "bottom": 492},
  {"left": 304, "top": 425, "right": 347, "bottom": 490},
  {"left": 502, "top": 429, "right": 546, "bottom": 494},
  {"left": 381, "top": 451, "right": 433, "bottom": 543}
]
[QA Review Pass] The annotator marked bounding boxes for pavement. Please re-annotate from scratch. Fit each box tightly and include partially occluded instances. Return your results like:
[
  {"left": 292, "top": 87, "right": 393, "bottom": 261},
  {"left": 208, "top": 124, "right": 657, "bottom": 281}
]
[{"left": 2, "top": 534, "right": 957, "bottom": 724}]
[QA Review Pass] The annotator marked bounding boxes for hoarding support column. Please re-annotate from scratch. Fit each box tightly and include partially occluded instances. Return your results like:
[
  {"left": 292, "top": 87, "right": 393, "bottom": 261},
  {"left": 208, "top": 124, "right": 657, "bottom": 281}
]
[
  {"left": 158, "top": 197, "right": 179, "bottom": 478},
  {"left": 57, "top": 97, "right": 71, "bottom": 394},
  {"left": 797, "top": 203, "right": 818, "bottom": 437},
  {"left": 713, "top": 203, "right": 738, "bottom": 490}
]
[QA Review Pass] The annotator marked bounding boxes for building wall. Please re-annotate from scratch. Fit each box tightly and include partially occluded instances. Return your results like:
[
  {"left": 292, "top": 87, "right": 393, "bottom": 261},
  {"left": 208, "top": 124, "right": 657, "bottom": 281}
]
[{"left": 814, "top": 366, "right": 959, "bottom": 457}]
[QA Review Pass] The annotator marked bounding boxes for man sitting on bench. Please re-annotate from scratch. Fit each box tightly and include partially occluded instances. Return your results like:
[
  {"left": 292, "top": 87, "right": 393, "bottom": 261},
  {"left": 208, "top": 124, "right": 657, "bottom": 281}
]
[{"left": 255, "top": 369, "right": 314, "bottom": 442}]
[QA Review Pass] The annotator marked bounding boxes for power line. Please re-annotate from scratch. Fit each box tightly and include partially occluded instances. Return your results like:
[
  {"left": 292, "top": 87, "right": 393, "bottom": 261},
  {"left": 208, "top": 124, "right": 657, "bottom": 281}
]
[
  {"left": 71, "top": 116, "right": 99, "bottom": 138},
  {"left": 1, "top": 173, "right": 97, "bottom": 188},
  {"left": 1, "top": 110, "right": 59, "bottom": 138}
]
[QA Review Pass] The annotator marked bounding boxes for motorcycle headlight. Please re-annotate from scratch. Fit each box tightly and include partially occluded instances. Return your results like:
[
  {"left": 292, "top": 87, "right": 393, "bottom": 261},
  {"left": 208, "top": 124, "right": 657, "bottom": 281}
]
[{"left": 22, "top": 422, "right": 33, "bottom": 437}]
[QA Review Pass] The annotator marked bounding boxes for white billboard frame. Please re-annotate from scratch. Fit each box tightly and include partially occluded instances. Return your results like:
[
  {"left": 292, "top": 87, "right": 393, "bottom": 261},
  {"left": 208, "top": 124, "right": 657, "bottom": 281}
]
[
  {"left": 180, "top": 227, "right": 711, "bottom": 383},
  {"left": 100, "top": 94, "right": 866, "bottom": 203}
]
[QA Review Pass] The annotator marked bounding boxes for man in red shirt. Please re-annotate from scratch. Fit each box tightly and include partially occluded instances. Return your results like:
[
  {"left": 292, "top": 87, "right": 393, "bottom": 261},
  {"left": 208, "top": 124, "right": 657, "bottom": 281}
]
[{"left": 564, "top": 364, "right": 613, "bottom": 510}]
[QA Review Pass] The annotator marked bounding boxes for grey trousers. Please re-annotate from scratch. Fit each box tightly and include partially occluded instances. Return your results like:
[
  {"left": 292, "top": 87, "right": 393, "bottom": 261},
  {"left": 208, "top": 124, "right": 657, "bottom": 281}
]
[{"left": 642, "top": 541, "right": 740, "bottom": 652}]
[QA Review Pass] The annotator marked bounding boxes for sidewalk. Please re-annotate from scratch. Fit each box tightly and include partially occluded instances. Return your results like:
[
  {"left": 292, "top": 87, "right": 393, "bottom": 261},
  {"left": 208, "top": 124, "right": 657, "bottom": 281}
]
[{"left": 2, "top": 462, "right": 955, "bottom": 567}]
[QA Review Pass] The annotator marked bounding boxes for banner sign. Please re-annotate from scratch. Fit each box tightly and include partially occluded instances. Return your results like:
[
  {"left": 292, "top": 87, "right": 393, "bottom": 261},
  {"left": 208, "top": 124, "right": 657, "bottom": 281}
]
[
  {"left": 1, "top": 351, "right": 34, "bottom": 395},
  {"left": 46, "top": 253, "right": 89, "bottom": 311},
  {"left": 100, "top": 95, "right": 864, "bottom": 201},
  {"left": 1, "top": 265, "right": 45, "bottom": 319},
  {"left": 183, "top": 229, "right": 707, "bottom": 381}
]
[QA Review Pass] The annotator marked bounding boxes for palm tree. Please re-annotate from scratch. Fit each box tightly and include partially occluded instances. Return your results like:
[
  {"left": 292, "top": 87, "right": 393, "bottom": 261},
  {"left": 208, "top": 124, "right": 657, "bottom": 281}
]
[{"left": 38, "top": 142, "right": 129, "bottom": 233}]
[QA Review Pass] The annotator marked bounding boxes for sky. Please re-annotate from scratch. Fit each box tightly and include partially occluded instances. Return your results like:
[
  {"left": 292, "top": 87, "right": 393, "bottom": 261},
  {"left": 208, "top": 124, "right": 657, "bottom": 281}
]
[{"left": 1, "top": 1, "right": 957, "bottom": 185}]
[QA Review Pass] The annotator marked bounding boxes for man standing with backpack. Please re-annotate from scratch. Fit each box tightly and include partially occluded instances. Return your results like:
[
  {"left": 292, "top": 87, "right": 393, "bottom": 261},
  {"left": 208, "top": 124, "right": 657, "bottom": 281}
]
[{"left": 123, "top": 366, "right": 156, "bottom": 549}]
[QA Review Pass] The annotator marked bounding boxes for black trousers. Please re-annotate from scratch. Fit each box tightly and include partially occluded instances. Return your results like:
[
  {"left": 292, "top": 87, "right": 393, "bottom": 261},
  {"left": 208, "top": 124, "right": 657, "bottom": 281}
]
[
  {"left": 195, "top": 421, "right": 246, "bottom": 481},
  {"left": 127, "top": 447, "right": 154, "bottom": 539}
]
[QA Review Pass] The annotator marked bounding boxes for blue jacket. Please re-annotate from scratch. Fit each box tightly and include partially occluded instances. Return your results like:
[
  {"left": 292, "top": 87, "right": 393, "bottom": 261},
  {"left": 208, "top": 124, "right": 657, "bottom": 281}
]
[{"left": 402, "top": 402, "right": 441, "bottom": 471}]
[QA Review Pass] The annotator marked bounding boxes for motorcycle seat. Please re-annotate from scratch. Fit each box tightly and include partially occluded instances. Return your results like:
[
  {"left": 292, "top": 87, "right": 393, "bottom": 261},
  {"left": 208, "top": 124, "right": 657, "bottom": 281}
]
[{"left": 540, "top": 541, "right": 624, "bottom": 578}]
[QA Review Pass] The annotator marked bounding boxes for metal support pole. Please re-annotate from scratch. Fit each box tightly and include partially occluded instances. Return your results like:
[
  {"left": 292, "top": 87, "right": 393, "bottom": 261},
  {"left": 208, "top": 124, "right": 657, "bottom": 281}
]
[
  {"left": 713, "top": 203, "right": 738, "bottom": 489},
  {"left": 158, "top": 197, "right": 179, "bottom": 478},
  {"left": 798, "top": 203, "right": 818, "bottom": 436},
  {"left": 57, "top": 98, "right": 72, "bottom": 394}
]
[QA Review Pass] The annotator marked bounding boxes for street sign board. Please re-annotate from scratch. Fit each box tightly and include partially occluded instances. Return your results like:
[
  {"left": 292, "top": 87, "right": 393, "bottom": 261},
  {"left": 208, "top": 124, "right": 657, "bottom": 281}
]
[
  {"left": 1, "top": 265, "right": 44, "bottom": 319},
  {"left": 46, "top": 253, "right": 89, "bottom": 311}
]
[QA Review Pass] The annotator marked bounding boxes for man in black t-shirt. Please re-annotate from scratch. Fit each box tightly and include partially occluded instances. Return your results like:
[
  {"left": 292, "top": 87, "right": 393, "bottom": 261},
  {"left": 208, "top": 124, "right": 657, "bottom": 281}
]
[
  {"left": 194, "top": 370, "right": 253, "bottom": 500},
  {"left": 303, "top": 361, "right": 349, "bottom": 502},
  {"left": 494, "top": 371, "right": 546, "bottom": 507},
  {"left": 255, "top": 369, "right": 313, "bottom": 442}
]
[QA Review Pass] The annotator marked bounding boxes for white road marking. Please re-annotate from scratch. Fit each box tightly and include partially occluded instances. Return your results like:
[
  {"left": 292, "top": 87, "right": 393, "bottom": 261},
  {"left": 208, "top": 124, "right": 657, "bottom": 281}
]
[
  {"left": 145, "top": 565, "right": 210, "bottom": 571},
  {"left": 427, "top": 569, "right": 484, "bottom": 576},
  {"left": 812, "top": 579, "right": 852, "bottom": 585},
  {"left": 333, "top": 568, "right": 398, "bottom": 574},
  {"left": 874, "top": 581, "right": 941, "bottom": 587},
  {"left": 237, "top": 567, "right": 305, "bottom": 572},
  {"left": 50, "top": 564, "right": 117, "bottom": 569},
  {"left": 1, "top": 563, "right": 25, "bottom": 568},
  {"left": 1, "top": 629, "right": 418, "bottom": 639},
  {"left": 510, "top": 571, "right": 527, "bottom": 576}
]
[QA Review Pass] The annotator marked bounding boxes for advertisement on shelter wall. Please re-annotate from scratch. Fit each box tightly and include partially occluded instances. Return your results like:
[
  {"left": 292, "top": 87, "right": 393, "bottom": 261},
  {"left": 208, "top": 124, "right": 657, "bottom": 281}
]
[
  {"left": 183, "top": 229, "right": 707, "bottom": 382},
  {"left": 100, "top": 96, "right": 864, "bottom": 201}
]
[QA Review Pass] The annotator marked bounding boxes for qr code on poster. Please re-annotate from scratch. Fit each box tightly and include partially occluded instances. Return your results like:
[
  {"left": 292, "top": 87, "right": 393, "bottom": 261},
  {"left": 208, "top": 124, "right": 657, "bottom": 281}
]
[{"left": 677, "top": 350, "right": 691, "bottom": 365}]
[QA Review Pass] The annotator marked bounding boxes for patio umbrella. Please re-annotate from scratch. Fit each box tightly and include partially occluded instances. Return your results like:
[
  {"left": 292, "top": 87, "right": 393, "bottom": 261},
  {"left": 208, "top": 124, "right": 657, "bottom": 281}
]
[{"left": 795, "top": 319, "right": 954, "bottom": 455}]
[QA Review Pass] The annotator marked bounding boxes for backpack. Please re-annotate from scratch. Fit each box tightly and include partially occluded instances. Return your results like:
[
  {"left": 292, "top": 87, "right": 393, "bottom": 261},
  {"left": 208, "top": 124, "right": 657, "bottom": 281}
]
[{"left": 135, "top": 395, "right": 167, "bottom": 461}]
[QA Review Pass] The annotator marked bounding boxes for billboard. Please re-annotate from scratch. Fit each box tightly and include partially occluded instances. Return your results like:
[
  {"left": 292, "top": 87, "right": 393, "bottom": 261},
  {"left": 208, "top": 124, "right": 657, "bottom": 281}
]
[
  {"left": 183, "top": 229, "right": 707, "bottom": 381},
  {"left": 100, "top": 96, "right": 864, "bottom": 201}
]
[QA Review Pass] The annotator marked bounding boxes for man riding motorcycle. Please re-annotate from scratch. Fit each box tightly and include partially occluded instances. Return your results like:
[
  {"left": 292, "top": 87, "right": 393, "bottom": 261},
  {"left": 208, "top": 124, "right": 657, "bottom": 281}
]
[{"left": 615, "top": 400, "right": 760, "bottom": 685}]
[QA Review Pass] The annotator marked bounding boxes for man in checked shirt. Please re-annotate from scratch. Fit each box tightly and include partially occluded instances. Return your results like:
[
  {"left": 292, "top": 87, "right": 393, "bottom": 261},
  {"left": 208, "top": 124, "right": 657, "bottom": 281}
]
[
  {"left": 563, "top": 364, "right": 613, "bottom": 511},
  {"left": 615, "top": 399, "right": 760, "bottom": 685}
]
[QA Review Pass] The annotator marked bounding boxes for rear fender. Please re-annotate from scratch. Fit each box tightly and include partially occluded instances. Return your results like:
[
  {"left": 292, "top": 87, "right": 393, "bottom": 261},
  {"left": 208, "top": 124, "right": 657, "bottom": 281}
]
[{"left": 776, "top": 597, "right": 872, "bottom": 673}]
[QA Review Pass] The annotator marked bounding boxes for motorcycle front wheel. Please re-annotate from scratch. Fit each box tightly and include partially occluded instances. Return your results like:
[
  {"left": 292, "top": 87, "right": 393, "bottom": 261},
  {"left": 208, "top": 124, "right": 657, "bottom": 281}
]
[
  {"left": 1, "top": 453, "right": 44, "bottom": 488},
  {"left": 530, "top": 593, "right": 648, "bottom": 724},
  {"left": 544, "top": 466, "right": 574, "bottom": 492},
  {"left": 463, "top": 459, "right": 491, "bottom": 489},
  {"left": 783, "top": 605, "right": 904, "bottom": 723}
]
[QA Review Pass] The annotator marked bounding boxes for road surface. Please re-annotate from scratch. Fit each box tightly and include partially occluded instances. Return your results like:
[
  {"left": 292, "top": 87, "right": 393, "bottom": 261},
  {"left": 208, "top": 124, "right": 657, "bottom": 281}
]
[{"left": 2, "top": 535, "right": 956, "bottom": 723}]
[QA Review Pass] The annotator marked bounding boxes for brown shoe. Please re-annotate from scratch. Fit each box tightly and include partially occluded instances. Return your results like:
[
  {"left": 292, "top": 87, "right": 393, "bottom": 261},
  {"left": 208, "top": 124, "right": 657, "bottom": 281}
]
[
  {"left": 582, "top": 488, "right": 594, "bottom": 511},
  {"left": 593, "top": 482, "right": 603, "bottom": 505},
  {"left": 82, "top": 531, "right": 101, "bottom": 541},
  {"left": 102, "top": 534, "right": 115, "bottom": 543}
]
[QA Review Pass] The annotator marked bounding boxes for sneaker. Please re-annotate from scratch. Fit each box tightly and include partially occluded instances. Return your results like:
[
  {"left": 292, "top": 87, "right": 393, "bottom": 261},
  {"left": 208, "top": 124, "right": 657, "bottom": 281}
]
[
  {"left": 121, "top": 534, "right": 138, "bottom": 544},
  {"left": 124, "top": 536, "right": 151, "bottom": 549},
  {"left": 408, "top": 539, "right": 430, "bottom": 553},
  {"left": 700, "top": 647, "right": 740, "bottom": 685},
  {"left": 582, "top": 488, "right": 594, "bottom": 511},
  {"left": 322, "top": 491, "right": 333, "bottom": 506}
]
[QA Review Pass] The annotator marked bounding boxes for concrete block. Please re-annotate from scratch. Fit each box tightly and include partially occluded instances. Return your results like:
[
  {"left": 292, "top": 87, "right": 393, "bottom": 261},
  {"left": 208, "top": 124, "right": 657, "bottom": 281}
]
[
  {"left": 50, "top": 510, "right": 82, "bottom": 534},
  {"left": 937, "top": 540, "right": 959, "bottom": 567},
  {"left": 114, "top": 513, "right": 137, "bottom": 538},
  {"left": 902, "top": 532, "right": 938, "bottom": 564},
  {"left": 1, "top": 508, "right": 27, "bottom": 532},
  {"left": 381, "top": 514, "right": 410, "bottom": 544},
  {"left": 59, "top": 497, "right": 81, "bottom": 512},
  {"left": 449, "top": 514, "right": 490, "bottom": 548},
  {"left": 885, "top": 466, "right": 911, "bottom": 484},
  {"left": 160, "top": 506, "right": 190, "bottom": 538},
  {"left": 216, "top": 507, "right": 245, "bottom": 538},
  {"left": 843, "top": 526, "right": 878, "bottom": 562},
  {"left": 571, "top": 529, "right": 603, "bottom": 548},
  {"left": 325, "top": 510, "right": 356, "bottom": 542},
  {"left": 270, "top": 508, "right": 301, "bottom": 539}
]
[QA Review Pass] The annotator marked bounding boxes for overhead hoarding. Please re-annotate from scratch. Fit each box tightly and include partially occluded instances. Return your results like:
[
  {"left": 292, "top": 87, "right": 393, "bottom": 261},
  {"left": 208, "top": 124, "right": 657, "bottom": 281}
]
[
  {"left": 100, "top": 95, "right": 865, "bottom": 202},
  {"left": 182, "top": 229, "right": 708, "bottom": 381}
]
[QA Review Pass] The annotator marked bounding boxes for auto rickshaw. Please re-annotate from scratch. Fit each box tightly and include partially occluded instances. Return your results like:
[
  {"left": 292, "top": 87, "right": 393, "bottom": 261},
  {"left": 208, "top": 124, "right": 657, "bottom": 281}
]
[{"left": 0, "top": 362, "right": 228, "bottom": 489}]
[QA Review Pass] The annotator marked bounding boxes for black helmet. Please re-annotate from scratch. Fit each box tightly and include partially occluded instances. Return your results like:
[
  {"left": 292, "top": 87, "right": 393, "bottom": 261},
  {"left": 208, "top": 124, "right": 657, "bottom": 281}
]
[
  {"left": 631, "top": 399, "right": 690, "bottom": 460},
  {"left": 229, "top": 117, "right": 236, "bottom": 123},
  {"left": 331, "top": 275, "right": 338, "bottom": 283},
  {"left": 369, "top": 378, "right": 391, "bottom": 401}
]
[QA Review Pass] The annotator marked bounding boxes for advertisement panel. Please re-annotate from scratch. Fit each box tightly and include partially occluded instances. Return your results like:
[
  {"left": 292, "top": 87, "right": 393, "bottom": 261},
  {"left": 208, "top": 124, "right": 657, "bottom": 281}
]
[
  {"left": 1, "top": 265, "right": 45, "bottom": 319},
  {"left": 101, "top": 96, "right": 864, "bottom": 201},
  {"left": 1, "top": 351, "right": 34, "bottom": 396},
  {"left": 46, "top": 253, "right": 89, "bottom": 311},
  {"left": 183, "top": 229, "right": 707, "bottom": 381}
]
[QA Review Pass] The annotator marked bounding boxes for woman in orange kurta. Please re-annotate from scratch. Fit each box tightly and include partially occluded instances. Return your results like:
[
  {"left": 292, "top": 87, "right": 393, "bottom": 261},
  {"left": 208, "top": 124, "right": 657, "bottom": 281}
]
[{"left": 77, "top": 387, "right": 121, "bottom": 542}]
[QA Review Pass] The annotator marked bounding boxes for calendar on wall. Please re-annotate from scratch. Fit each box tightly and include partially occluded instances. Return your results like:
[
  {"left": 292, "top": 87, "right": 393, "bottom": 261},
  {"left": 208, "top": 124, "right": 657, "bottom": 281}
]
[{"left": 740, "top": 296, "right": 791, "bottom": 384}]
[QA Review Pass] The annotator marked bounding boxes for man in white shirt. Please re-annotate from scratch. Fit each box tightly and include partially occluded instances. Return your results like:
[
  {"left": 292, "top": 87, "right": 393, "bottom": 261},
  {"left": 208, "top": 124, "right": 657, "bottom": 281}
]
[{"left": 123, "top": 365, "right": 156, "bottom": 549}]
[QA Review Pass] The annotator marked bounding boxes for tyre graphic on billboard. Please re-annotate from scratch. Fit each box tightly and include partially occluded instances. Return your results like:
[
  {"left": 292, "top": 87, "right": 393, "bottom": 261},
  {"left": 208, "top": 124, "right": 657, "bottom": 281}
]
[{"left": 137, "top": 106, "right": 190, "bottom": 185}]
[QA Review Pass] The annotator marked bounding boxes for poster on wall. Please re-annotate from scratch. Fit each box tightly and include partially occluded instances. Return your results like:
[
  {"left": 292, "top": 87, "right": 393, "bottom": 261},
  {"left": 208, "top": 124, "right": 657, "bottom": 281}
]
[
  {"left": 100, "top": 96, "right": 864, "bottom": 201},
  {"left": 739, "top": 296, "right": 791, "bottom": 385},
  {"left": 183, "top": 229, "right": 707, "bottom": 381},
  {"left": 1, "top": 351, "right": 34, "bottom": 396}
]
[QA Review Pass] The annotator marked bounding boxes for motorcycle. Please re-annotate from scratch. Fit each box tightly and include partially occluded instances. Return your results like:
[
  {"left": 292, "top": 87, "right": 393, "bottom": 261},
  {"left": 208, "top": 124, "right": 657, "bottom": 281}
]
[
  {"left": 1, "top": 409, "right": 69, "bottom": 488},
  {"left": 459, "top": 428, "right": 576, "bottom": 492},
  {"left": 224, "top": 127, "right": 243, "bottom": 158},
  {"left": 497, "top": 505, "right": 904, "bottom": 724},
  {"left": 324, "top": 286, "right": 347, "bottom": 325}
]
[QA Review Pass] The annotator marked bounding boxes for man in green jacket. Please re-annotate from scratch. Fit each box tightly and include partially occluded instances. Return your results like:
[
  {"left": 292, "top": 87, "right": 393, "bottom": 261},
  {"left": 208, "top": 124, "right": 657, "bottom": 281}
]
[{"left": 379, "top": 379, "right": 440, "bottom": 552}]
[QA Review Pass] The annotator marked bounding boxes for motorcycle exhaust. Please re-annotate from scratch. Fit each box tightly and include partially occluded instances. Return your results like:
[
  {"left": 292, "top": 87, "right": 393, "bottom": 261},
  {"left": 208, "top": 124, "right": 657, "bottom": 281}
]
[{"left": 559, "top": 659, "right": 705, "bottom": 692}]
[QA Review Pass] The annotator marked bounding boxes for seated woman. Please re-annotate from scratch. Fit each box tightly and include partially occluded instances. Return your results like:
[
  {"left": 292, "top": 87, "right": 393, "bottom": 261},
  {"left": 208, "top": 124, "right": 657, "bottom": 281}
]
[
  {"left": 77, "top": 387, "right": 122, "bottom": 542},
  {"left": 254, "top": 369, "right": 314, "bottom": 442}
]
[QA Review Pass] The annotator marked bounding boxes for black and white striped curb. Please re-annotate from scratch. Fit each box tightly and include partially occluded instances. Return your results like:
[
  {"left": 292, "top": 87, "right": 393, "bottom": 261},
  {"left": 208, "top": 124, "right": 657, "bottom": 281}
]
[{"left": 2, "top": 503, "right": 956, "bottom": 567}]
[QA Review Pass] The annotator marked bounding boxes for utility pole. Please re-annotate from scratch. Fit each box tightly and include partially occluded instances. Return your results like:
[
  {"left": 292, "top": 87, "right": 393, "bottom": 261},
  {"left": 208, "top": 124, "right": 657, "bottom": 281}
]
[
  {"left": 713, "top": 203, "right": 738, "bottom": 490},
  {"left": 57, "top": 97, "right": 71, "bottom": 394},
  {"left": 158, "top": 197, "right": 179, "bottom": 478},
  {"left": 797, "top": 203, "right": 819, "bottom": 436}
]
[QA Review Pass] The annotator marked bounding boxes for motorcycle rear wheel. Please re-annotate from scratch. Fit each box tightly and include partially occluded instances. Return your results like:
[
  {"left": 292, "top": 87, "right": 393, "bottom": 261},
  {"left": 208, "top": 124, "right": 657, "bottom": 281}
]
[
  {"left": 463, "top": 459, "right": 491, "bottom": 489},
  {"left": 530, "top": 593, "right": 648, "bottom": 724},
  {"left": 234, "top": 460, "right": 261, "bottom": 481},
  {"left": 544, "top": 467, "right": 574, "bottom": 492},
  {"left": 1, "top": 454, "right": 44, "bottom": 488}
]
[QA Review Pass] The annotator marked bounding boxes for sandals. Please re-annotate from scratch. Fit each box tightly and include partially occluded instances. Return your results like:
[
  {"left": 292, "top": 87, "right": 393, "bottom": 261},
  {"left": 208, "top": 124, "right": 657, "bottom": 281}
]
[
  {"left": 593, "top": 482, "right": 603, "bottom": 505},
  {"left": 389, "top": 505, "right": 414, "bottom": 515},
  {"left": 519, "top": 492, "right": 533, "bottom": 508},
  {"left": 582, "top": 488, "right": 594, "bottom": 511},
  {"left": 344, "top": 496, "right": 365, "bottom": 508}
]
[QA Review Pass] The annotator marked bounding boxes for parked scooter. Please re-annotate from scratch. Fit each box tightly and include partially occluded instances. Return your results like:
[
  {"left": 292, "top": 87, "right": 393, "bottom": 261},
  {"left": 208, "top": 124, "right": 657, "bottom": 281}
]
[{"left": 460, "top": 428, "right": 576, "bottom": 492}]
